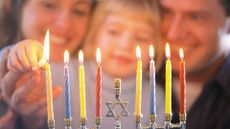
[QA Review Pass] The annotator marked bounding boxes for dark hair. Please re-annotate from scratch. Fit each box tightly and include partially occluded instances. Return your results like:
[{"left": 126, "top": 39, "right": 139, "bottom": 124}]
[
  {"left": 0, "top": 0, "right": 26, "bottom": 48},
  {"left": 220, "top": 0, "right": 230, "bottom": 16},
  {"left": 0, "top": 0, "right": 97, "bottom": 48}
]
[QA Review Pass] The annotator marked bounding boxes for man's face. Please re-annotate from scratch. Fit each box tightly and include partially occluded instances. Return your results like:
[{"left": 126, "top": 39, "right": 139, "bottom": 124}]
[{"left": 161, "top": 0, "right": 229, "bottom": 75}]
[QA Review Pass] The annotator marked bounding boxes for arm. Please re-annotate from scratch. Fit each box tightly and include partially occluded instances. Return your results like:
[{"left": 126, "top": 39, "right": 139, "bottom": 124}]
[
  {"left": 0, "top": 43, "right": 62, "bottom": 129},
  {"left": 0, "top": 93, "right": 17, "bottom": 129}
]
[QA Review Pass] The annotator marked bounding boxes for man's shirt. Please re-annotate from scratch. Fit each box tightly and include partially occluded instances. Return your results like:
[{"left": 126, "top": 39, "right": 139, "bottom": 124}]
[{"left": 171, "top": 55, "right": 230, "bottom": 129}]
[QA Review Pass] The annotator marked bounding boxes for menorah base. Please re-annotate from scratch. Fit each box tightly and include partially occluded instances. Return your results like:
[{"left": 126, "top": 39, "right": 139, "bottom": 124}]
[
  {"left": 115, "top": 121, "right": 121, "bottom": 129},
  {"left": 65, "top": 126, "right": 72, "bottom": 129},
  {"left": 47, "top": 120, "right": 55, "bottom": 129},
  {"left": 80, "top": 125, "right": 87, "bottom": 129}
]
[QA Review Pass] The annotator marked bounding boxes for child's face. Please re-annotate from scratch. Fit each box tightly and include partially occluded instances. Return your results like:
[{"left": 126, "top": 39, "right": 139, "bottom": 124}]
[
  {"left": 20, "top": 0, "right": 92, "bottom": 62},
  {"left": 96, "top": 13, "right": 156, "bottom": 78}
]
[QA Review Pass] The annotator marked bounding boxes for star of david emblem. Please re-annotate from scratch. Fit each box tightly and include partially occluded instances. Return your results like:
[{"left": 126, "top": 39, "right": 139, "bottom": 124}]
[
  {"left": 106, "top": 100, "right": 129, "bottom": 120},
  {"left": 106, "top": 78, "right": 130, "bottom": 121}
]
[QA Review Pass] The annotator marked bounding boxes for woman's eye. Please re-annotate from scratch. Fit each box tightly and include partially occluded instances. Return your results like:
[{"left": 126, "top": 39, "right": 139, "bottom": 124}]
[
  {"left": 40, "top": 1, "right": 56, "bottom": 10},
  {"left": 72, "top": 8, "right": 90, "bottom": 16}
]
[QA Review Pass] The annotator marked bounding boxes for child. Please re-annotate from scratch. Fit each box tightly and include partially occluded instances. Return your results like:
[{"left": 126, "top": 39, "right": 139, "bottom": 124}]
[
  {"left": 6, "top": 0, "right": 165, "bottom": 128},
  {"left": 84, "top": 0, "right": 165, "bottom": 128}
]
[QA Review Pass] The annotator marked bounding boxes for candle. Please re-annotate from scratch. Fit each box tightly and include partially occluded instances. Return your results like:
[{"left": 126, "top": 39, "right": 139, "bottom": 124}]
[
  {"left": 64, "top": 50, "right": 72, "bottom": 119},
  {"left": 96, "top": 48, "right": 102, "bottom": 118},
  {"left": 135, "top": 46, "right": 142, "bottom": 117},
  {"left": 149, "top": 45, "right": 156, "bottom": 115},
  {"left": 38, "top": 30, "right": 54, "bottom": 121},
  {"left": 78, "top": 50, "right": 86, "bottom": 119},
  {"left": 165, "top": 43, "right": 172, "bottom": 115},
  {"left": 179, "top": 48, "right": 186, "bottom": 114}
]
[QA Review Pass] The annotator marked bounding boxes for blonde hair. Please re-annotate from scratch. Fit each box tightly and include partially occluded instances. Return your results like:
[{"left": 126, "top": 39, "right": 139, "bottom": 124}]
[{"left": 84, "top": 0, "right": 163, "bottom": 71}]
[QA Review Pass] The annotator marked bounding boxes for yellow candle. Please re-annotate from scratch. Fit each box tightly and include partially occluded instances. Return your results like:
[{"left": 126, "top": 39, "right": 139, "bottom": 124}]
[
  {"left": 38, "top": 30, "right": 54, "bottom": 121},
  {"left": 45, "top": 63, "right": 54, "bottom": 121},
  {"left": 78, "top": 50, "right": 86, "bottom": 119},
  {"left": 135, "top": 46, "right": 142, "bottom": 117},
  {"left": 165, "top": 43, "right": 172, "bottom": 114}
]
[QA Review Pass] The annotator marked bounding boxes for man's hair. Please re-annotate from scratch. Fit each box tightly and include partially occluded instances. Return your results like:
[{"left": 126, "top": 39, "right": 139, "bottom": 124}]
[{"left": 220, "top": 0, "right": 230, "bottom": 16}]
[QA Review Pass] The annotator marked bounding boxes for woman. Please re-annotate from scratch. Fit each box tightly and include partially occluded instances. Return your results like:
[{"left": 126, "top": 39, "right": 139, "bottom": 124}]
[{"left": 0, "top": 0, "right": 96, "bottom": 129}]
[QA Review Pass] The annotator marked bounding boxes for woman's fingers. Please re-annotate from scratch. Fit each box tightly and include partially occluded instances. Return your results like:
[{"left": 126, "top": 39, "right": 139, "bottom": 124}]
[{"left": 1, "top": 71, "right": 22, "bottom": 103}]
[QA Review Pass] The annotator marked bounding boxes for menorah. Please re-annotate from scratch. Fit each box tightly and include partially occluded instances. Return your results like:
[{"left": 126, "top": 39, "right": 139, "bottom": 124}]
[
  {"left": 60, "top": 78, "right": 186, "bottom": 129},
  {"left": 40, "top": 30, "right": 186, "bottom": 129},
  {"left": 46, "top": 79, "right": 186, "bottom": 129}
]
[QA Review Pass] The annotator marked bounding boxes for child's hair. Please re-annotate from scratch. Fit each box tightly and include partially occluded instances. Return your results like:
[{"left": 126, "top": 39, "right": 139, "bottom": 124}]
[{"left": 84, "top": 0, "right": 163, "bottom": 71}]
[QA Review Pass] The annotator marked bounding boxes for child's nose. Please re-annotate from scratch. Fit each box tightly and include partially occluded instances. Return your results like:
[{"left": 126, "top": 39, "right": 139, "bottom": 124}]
[{"left": 118, "top": 32, "right": 133, "bottom": 50}]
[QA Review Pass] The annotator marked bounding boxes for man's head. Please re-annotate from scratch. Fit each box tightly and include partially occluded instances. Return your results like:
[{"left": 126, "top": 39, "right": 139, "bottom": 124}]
[{"left": 161, "top": 0, "right": 230, "bottom": 76}]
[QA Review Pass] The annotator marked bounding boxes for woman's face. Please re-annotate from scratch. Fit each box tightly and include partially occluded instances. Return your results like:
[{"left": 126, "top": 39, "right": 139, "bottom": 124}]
[
  {"left": 21, "top": 0, "right": 92, "bottom": 62},
  {"left": 96, "top": 13, "right": 156, "bottom": 78}
]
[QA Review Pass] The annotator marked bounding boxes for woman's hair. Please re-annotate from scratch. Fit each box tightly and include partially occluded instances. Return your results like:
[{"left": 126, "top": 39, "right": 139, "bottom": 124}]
[
  {"left": 84, "top": 0, "right": 163, "bottom": 71},
  {"left": 0, "top": 0, "right": 97, "bottom": 48},
  {"left": 0, "top": 0, "right": 26, "bottom": 48}
]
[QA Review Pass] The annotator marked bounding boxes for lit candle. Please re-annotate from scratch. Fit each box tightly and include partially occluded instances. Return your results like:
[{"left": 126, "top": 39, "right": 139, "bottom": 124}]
[
  {"left": 78, "top": 50, "right": 86, "bottom": 120},
  {"left": 135, "top": 46, "right": 142, "bottom": 117},
  {"left": 96, "top": 48, "right": 102, "bottom": 118},
  {"left": 38, "top": 30, "right": 55, "bottom": 122},
  {"left": 165, "top": 43, "right": 172, "bottom": 115},
  {"left": 179, "top": 48, "right": 186, "bottom": 114},
  {"left": 64, "top": 50, "right": 72, "bottom": 119},
  {"left": 149, "top": 45, "right": 156, "bottom": 115}
]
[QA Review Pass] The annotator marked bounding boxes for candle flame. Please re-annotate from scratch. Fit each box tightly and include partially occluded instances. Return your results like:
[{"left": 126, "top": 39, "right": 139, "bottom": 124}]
[
  {"left": 136, "top": 46, "right": 141, "bottom": 59},
  {"left": 96, "top": 48, "right": 101, "bottom": 64},
  {"left": 38, "top": 30, "right": 50, "bottom": 66},
  {"left": 165, "top": 43, "right": 171, "bottom": 58},
  {"left": 179, "top": 48, "right": 184, "bottom": 59},
  {"left": 64, "top": 50, "right": 69, "bottom": 64},
  {"left": 149, "top": 45, "right": 154, "bottom": 59},
  {"left": 43, "top": 30, "right": 50, "bottom": 61},
  {"left": 78, "top": 50, "right": 84, "bottom": 64}
]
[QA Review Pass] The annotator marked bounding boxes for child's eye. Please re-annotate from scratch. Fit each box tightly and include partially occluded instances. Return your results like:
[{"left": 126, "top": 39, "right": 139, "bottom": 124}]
[
  {"left": 107, "top": 28, "right": 121, "bottom": 36},
  {"left": 135, "top": 35, "right": 150, "bottom": 43}
]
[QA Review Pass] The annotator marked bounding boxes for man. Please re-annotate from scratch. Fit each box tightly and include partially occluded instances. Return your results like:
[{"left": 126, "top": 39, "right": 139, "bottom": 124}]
[{"left": 161, "top": 0, "right": 230, "bottom": 128}]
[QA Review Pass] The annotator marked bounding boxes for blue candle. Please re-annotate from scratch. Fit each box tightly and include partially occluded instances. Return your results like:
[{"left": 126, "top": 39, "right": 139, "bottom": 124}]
[
  {"left": 64, "top": 50, "right": 72, "bottom": 119},
  {"left": 149, "top": 45, "right": 156, "bottom": 115}
]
